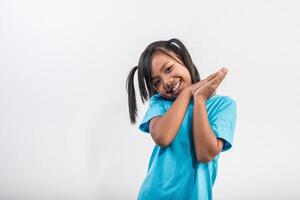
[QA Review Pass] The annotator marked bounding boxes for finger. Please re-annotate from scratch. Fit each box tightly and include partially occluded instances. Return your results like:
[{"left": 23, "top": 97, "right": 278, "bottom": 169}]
[
  {"left": 194, "top": 68, "right": 228, "bottom": 94},
  {"left": 203, "top": 68, "right": 228, "bottom": 94},
  {"left": 202, "top": 77, "right": 218, "bottom": 90},
  {"left": 203, "top": 71, "right": 220, "bottom": 82},
  {"left": 204, "top": 67, "right": 228, "bottom": 82},
  {"left": 220, "top": 67, "right": 229, "bottom": 74},
  {"left": 208, "top": 72, "right": 226, "bottom": 89}
]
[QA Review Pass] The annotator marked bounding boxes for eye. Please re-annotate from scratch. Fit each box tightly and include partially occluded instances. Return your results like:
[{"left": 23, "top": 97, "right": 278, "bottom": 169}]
[
  {"left": 153, "top": 80, "right": 160, "bottom": 87},
  {"left": 166, "top": 66, "right": 172, "bottom": 72}
]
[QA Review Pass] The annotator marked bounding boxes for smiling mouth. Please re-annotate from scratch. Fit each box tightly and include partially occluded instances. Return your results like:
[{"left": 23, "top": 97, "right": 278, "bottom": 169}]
[{"left": 171, "top": 80, "right": 181, "bottom": 95}]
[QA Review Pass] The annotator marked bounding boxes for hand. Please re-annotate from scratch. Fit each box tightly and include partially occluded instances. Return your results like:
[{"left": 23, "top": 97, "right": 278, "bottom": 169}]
[
  {"left": 193, "top": 67, "right": 229, "bottom": 101},
  {"left": 187, "top": 67, "right": 228, "bottom": 96}
]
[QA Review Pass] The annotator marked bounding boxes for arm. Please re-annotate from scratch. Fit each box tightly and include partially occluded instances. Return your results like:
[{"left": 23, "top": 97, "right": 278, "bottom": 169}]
[
  {"left": 151, "top": 88, "right": 192, "bottom": 148},
  {"left": 193, "top": 97, "right": 224, "bottom": 162},
  {"left": 151, "top": 68, "right": 227, "bottom": 148}
]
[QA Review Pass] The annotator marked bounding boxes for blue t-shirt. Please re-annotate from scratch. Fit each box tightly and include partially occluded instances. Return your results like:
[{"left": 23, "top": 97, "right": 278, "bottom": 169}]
[{"left": 137, "top": 93, "right": 237, "bottom": 200}]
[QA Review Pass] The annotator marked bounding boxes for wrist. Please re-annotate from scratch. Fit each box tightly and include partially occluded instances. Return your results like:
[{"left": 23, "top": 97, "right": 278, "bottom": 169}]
[
  {"left": 193, "top": 95, "right": 206, "bottom": 102},
  {"left": 183, "top": 86, "right": 193, "bottom": 98}
]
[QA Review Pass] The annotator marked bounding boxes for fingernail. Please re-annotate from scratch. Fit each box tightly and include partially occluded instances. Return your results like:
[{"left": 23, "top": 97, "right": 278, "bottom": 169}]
[{"left": 222, "top": 67, "right": 229, "bottom": 73}]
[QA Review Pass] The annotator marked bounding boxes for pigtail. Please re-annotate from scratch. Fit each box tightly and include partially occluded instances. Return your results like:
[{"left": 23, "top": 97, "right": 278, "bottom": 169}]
[
  {"left": 137, "top": 49, "right": 153, "bottom": 103},
  {"left": 126, "top": 66, "right": 139, "bottom": 125}
]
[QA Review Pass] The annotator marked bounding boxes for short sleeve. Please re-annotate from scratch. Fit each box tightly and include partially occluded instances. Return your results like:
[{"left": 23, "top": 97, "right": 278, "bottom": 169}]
[
  {"left": 211, "top": 97, "right": 237, "bottom": 152},
  {"left": 138, "top": 94, "right": 166, "bottom": 134}
]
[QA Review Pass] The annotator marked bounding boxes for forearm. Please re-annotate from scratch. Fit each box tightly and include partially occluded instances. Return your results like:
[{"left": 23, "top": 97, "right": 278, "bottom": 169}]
[
  {"left": 154, "top": 88, "right": 192, "bottom": 146},
  {"left": 193, "top": 97, "right": 218, "bottom": 162}
]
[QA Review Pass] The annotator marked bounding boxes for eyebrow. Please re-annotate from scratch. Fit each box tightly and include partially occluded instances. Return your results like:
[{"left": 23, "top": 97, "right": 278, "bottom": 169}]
[{"left": 152, "top": 61, "right": 170, "bottom": 80}]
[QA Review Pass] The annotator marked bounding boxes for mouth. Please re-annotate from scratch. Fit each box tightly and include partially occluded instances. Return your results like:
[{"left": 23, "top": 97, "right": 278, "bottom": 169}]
[{"left": 171, "top": 80, "right": 181, "bottom": 95}]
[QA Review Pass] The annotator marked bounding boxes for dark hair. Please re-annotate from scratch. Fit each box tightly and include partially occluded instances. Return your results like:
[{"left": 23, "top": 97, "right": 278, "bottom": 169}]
[{"left": 126, "top": 38, "right": 201, "bottom": 124}]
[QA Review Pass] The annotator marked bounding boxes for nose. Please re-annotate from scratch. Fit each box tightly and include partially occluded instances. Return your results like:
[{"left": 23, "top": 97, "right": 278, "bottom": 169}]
[{"left": 163, "top": 78, "right": 174, "bottom": 93}]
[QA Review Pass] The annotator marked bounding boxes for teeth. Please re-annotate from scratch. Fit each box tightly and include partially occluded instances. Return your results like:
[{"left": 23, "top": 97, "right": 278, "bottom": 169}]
[{"left": 172, "top": 81, "right": 180, "bottom": 92}]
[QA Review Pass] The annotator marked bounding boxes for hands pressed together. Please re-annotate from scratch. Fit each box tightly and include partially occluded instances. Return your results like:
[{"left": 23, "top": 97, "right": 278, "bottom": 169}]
[{"left": 187, "top": 67, "right": 229, "bottom": 101}]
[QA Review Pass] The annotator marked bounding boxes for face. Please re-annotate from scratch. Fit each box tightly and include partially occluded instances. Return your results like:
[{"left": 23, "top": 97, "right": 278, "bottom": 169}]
[{"left": 151, "top": 51, "right": 192, "bottom": 100}]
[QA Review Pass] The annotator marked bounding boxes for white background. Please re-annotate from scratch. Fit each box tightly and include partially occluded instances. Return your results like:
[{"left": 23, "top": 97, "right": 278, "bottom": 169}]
[{"left": 1, "top": 0, "right": 300, "bottom": 199}]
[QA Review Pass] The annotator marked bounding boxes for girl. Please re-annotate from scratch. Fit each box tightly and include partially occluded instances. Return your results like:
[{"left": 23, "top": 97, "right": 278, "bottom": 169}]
[{"left": 126, "top": 38, "right": 237, "bottom": 200}]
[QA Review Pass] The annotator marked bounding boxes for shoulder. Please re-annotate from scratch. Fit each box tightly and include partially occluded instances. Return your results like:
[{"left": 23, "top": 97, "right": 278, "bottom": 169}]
[
  {"left": 208, "top": 94, "right": 235, "bottom": 104},
  {"left": 206, "top": 94, "right": 236, "bottom": 112},
  {"left": 150, "top": 93, "right": 163, "bottom": 100},
  {"left": 149, "top": 93, "right": 166, "bottom": 104},
  {"left": 146, "top": 93, "right": 167, "bottom": 111}
]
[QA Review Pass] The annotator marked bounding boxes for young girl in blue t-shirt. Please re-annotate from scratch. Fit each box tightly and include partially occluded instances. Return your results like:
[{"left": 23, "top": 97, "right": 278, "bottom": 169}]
[{"left": 126, "top": 38, "right": 237, "bottom": 200}]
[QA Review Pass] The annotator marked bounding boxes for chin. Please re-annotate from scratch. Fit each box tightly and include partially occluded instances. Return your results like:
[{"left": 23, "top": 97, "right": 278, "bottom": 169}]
[{"left": 167, "top": 93, "right": 179, "bottom": 100}]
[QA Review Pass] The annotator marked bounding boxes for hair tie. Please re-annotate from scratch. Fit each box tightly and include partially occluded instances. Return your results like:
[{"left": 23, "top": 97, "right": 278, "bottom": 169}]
[{"left": 170, "top": 41, "right": 180, "bottom": 49}]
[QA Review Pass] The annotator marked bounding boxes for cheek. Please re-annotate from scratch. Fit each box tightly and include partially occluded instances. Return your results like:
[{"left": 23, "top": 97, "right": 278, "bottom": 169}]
[
  {"left": 153, "top": 85, "right": 162, "bottom": 92},
  {"left": 182, "top": 72, "right": 191, "bottom": 82},
  {"left": 185, "top": 72, "right": 192, "bottom": 83},
  {"left": 158, "top": 87, "right": 164, "bottom": 92}
]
